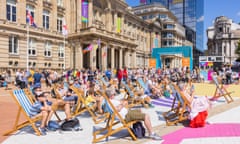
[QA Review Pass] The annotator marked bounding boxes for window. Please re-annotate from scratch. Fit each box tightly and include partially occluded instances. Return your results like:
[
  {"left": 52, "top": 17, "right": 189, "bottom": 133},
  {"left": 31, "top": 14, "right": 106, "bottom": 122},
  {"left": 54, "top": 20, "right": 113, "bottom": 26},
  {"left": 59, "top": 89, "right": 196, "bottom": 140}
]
[
  {"left": 58, "top": 43, "right": 64, "bottom": 58},
  {"left": 57, "top": 16, "right": 63, "bottom": 32},
  {"left": 44, "top": 41, "right": 52, "bottom": 57},
  {"left": 43, "top": 10, "right": 49, "bottom": 29},
  {"left": 6, "top": 0, "right": 16, "bottom": 22},
  {"left": 57, "top": 0, "right": 63, "bottom": 7},
  {"left": 8, "top": 35, "right": 18, "bottom": 54},
  {"left": 28, "top": 38, "right": 36, "bottom": 56}
]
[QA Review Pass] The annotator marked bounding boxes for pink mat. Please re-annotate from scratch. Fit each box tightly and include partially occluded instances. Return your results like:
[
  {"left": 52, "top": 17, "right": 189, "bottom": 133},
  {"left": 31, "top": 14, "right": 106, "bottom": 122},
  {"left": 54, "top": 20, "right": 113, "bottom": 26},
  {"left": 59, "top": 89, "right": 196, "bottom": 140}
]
[{"left": 162, "top": 123, "right": 240, "bottom": 144}]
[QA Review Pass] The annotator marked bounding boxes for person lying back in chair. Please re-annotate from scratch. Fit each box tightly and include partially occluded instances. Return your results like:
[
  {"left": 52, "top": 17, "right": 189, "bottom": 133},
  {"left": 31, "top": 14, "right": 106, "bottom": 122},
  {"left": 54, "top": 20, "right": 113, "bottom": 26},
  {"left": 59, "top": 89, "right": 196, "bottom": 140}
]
[
  {"left": 105, "top": 88, "right": 163, "bottom": 141},
  {"left": 30, "top": 91, "right": 54, "bottom": 135}
]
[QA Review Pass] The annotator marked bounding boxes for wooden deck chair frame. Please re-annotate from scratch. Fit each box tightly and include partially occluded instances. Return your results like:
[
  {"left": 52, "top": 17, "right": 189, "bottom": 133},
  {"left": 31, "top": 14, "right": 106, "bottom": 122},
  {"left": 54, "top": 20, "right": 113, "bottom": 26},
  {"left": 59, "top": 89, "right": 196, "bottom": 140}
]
[
  {"left": 162, "top": 83, "right": 191, "bottom": 126},
  {"left": 4, "top": 89, "right": 43, "bottom": 136},
  {"left": 121, "top": 81, "right": 146, "bottom": 108},
  {"left": 70, "top": 86, "right": 109, "bottom": 124},
  {"left": 92, "top": 90, "right": 137, "bottom": 143},
  {"left": 212, "top": 76, "right": 234, "bottom": 103}
]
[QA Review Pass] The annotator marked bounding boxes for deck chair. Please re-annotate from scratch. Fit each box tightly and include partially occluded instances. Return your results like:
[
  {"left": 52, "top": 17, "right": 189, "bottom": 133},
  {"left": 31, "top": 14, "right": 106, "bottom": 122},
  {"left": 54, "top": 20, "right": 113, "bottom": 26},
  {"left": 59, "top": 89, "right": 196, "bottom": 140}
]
[
  {"left": 162, "top": 83, "right": 190, "bottom": 126},
  {"left": 100, "top": 77, "right": 110, "bottom": 88},
  {"left": 136, "top": 78, "right": 147, "bottom": 90},
  {"left": 212, "top": 75, "right": 234, "bottom": 103},
  {"left": 121, "top": 81, "right": 146, "bottom": 108},
  {"left": 23, "top": 88, "right": 61, "bottom": 121},
  {"left": 4, "top": 89, "right": 43, "bottom": 136},
  {"left": 92, "top": 90, "right": 137, "bottom": 143},
  {"left": 70, "top": 86, "right": 109, "bottom": 124}
]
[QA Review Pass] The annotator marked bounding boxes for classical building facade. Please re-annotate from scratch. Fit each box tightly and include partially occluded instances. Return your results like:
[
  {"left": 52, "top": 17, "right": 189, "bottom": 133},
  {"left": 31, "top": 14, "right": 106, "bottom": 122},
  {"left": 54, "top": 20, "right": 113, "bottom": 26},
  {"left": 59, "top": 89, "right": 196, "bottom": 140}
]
[
  {"left": 0, "top": 0, "right": 162, "bottom": 72},
  {"left": 207, "top": 16, "right": 240, "bottom": 64}
]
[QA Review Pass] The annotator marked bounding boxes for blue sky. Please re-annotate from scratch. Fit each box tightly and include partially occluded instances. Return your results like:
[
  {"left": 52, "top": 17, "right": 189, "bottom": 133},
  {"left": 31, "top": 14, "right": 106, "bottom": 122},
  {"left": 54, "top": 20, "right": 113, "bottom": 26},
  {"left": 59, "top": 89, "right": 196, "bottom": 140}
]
[{"left": 125, "top": 0, "right": 240, "bottom": 49}]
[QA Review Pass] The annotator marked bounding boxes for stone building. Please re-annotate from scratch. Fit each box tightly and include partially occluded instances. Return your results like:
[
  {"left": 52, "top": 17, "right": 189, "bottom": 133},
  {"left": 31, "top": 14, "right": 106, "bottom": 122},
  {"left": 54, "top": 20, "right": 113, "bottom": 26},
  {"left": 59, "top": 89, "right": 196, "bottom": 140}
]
[
  {"left": 207, "top": 16, "right": 240, "bottom": 64},
  {"left": 0, "top": 0, "right": 161, "bottom": 72}
]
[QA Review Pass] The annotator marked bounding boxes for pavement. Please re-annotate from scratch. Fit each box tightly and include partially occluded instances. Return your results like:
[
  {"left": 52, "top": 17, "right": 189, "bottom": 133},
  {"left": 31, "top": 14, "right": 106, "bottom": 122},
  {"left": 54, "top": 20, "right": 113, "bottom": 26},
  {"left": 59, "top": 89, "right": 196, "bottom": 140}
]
[{"left": 1, "top": 83, "right": 240, "bottom": 144}]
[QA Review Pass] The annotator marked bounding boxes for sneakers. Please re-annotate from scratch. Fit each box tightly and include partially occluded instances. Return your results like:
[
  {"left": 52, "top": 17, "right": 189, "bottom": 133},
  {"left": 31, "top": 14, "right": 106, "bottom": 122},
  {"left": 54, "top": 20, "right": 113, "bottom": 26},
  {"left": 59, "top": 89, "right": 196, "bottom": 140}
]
[
  {"left": 38, "top": 127, "right": 47, "bottom": 135},
  {"left": 149, "top": 133, "right": 163, "bottom": 141}
]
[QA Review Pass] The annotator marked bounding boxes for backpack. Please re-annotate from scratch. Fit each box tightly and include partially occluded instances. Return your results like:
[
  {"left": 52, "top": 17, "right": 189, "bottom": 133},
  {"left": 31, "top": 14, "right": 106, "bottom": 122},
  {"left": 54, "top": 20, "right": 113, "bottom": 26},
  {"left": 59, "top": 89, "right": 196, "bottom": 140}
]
[
  {"left": 60, "top": 118, "right": 82, "bottom": 131},
  {"left": 131, "top": 122, "right": 145, "bottom": 138},
  {"left": 48, "top": 120, "right": 60, "bottom": 131}
]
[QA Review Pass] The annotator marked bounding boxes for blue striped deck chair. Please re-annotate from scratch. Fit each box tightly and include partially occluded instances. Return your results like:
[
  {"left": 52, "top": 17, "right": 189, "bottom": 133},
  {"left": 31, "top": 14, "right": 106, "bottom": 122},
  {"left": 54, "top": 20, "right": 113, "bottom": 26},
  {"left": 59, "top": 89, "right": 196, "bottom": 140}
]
[
  {"left": 212, "top": 75, "right": 233, "bottom": 103},
  {"left": 162, "top": 83, "right": 190, "bottom": 126},
  {"left": 4, "top": 89, "right": 43, "bottom": 136},
  {"left": 101, "top": 77, "right": 110, "bottom": 88},
  {"left": 137, "top": 77, "right": 146, "bottom": 90},
  {"left": 93, "top": 90, "right": 137, "bottom": 143}
]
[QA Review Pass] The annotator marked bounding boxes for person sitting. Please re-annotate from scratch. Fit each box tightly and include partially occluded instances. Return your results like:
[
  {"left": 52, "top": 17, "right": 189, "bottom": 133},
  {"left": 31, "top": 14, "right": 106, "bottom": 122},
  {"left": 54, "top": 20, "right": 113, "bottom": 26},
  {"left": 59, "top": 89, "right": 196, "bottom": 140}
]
[
  {"left": 29, "top": 91, "right": 54, "bottom": 135},
  {"left": 105, "top": 88, "right": 163, "bottom": 141},
  {"left": 178, "top": 82, "right": 211, "bottom": 128}
]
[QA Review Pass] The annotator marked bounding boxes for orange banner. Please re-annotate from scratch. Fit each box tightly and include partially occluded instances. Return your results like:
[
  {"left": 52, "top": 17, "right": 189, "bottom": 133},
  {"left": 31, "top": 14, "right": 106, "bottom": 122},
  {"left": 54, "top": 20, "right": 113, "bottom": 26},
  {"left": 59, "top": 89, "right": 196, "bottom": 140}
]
[
  {"left": 149, "top": 58, "right": 156, "bottom": 68},
  {"left": 182, "top": 57, "right": 190, "bottom": 67}
]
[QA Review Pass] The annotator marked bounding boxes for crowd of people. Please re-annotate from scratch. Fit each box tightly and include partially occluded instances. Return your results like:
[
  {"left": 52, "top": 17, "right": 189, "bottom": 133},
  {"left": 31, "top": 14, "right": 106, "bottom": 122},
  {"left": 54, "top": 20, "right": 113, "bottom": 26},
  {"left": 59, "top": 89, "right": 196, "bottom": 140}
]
[{"left": 2, "top": 64, "right": 238, "bottom": 140}]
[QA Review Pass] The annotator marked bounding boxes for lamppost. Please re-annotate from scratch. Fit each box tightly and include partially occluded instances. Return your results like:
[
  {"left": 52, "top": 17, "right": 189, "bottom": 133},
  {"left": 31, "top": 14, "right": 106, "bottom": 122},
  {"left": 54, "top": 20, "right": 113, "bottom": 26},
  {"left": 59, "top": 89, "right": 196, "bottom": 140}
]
[{"left": 228, "top": 33, "right": 232, "bottom": 65}]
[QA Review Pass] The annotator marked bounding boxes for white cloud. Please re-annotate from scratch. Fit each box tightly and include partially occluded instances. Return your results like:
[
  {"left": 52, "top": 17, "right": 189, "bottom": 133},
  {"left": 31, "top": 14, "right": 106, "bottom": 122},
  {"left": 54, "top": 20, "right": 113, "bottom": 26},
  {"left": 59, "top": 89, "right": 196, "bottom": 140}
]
[
  {"left": 237, "top": 11, "right": 240, "bottom": 16},
  {"left": 197, "top": 15, "right": 204, "bottom": 22}
]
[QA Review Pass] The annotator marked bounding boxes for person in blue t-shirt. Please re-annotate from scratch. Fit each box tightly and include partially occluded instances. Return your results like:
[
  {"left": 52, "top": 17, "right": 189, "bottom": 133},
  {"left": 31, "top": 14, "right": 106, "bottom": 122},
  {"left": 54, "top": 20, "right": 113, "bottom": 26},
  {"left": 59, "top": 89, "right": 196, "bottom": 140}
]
[
  {"left": 33, "top": 69, "right": 42, "bottom": 86},
  {"left": 105, "top": 68, "right": 112, "bottom": 81},
  {"left": 30, "top": 90, "right": 54, "bottom": 135}
]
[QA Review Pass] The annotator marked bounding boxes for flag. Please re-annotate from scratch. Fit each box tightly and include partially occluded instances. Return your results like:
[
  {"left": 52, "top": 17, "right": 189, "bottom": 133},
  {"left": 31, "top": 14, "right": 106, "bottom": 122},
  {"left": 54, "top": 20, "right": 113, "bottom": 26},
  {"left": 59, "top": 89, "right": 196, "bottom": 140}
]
[
  {"left": 102, "top": 46, "right": 107, "bottom": 57},
  {"left": 93, "top": 44, "right": 98, "bottom": 50},
  {"left": 97, "top": 39, "right": 101, "bottom": 47},
  {"left": 62, "top": 18, "right": 68, "bottom": 36},
  {"left": 83, "top": 44, "right": 93, "bottom": 54},
  {"left": 26, "top": 10, "right": 37, "bottom": 27}
]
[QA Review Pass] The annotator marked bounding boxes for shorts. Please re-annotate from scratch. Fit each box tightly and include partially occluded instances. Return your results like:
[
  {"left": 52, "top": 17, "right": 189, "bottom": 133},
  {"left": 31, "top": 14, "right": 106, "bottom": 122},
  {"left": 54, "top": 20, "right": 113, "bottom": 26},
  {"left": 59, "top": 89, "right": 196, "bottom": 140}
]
[{"left": 125, "top": 109, "right": 145, "bottom": 123}]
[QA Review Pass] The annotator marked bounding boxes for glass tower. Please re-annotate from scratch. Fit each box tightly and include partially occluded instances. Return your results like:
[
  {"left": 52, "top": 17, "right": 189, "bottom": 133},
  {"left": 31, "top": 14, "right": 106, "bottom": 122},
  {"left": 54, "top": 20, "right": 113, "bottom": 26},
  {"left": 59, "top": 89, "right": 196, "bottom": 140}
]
[{"left": 146, "top": 0, "right": 204, "bottom": 52}]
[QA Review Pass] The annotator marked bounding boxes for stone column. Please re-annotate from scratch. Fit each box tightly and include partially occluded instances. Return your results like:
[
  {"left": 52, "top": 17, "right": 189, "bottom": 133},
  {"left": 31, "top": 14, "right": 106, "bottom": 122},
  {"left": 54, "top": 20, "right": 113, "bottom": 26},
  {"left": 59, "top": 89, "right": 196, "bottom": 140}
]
[
  {"left": 119, "top": 48, "right": 123, "bottom": 69},
  {"left": 111, "top": 47, "right": 115, "bottom": 69},
  {"left": 114, "top": 12, "right": 117, "bottom": 32},
  {"left": 77, "top": 0, "right": 81, "bottom": 30},
  {"left": 90, "top": 47, "right": 96, "bottom": 69},
  {"left": 132, "top": 51, "right": 136, "bottom": 68},
  {"left": 75, "top": 42, "right": 83, "bottom": 69},
  {"left": 88, "top": 0, "right": 93, "bottom": 27},
  {"left": 101, "top": 45, "right": 107, "bottom": 71}
]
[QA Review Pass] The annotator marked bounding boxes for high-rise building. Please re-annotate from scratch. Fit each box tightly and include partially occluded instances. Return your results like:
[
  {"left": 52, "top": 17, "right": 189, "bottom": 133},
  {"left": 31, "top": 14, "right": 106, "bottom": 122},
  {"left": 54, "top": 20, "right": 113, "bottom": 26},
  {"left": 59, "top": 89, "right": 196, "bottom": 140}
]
[{"left": 145, "top": 0, "right": 204, "bottom": 65}]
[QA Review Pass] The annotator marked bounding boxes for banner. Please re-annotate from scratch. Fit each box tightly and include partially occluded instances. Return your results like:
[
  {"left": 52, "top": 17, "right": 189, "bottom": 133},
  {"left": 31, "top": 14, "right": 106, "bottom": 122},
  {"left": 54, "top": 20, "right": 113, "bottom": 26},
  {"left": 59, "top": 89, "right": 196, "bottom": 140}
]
[
  {"left": 82, "top": 0, "right": 88, "bottom": 23},
  {"left": 182, "top": 57, "right": 190, "bottom": 67},
  {"left": 149, "top": 58, "right": 156, "bottom": 68},
  {"left": 117, "top": 17, "right": 121, "bottom": 33}
]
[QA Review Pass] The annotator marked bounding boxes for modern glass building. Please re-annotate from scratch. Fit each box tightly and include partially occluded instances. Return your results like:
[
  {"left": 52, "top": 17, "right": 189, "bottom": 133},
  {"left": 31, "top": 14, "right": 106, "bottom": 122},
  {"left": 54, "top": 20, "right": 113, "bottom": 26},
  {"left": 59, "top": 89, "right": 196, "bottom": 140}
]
[{"left": 146, "top": 0, "right": 204, "bottom": 52}]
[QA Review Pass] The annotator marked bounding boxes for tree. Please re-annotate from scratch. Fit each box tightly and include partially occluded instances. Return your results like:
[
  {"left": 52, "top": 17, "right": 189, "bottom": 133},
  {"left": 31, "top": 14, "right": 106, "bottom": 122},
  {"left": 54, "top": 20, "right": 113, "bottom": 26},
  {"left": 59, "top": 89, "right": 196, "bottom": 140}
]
[{"left": 235, "top": 41, "right": 240, "bottom": 62}]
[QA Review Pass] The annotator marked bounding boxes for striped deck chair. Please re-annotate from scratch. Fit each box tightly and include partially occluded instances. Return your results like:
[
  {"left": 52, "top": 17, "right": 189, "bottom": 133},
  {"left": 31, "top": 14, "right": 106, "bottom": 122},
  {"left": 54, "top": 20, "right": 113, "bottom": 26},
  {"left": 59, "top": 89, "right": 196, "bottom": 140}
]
[
  {"left": 70, "top": 86, "right": 109, "bottom": 124},
  {"left": 121, "top": 81, "right": 146, "bottom": 108},
  {"left": 162, "top": 83, "right": 190, "bottom": 126},
  {"left": 4, "top": 89, "right": 43, "bottom": 136},
  {"left": 137, "top": 77, "right": 147, "bottom": 90},
  {"left": 93, "top": 90, "right": 137, "bottom": 143},
  {"left": 212, "top": 75, "right": 234, "bottom": 103}
]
